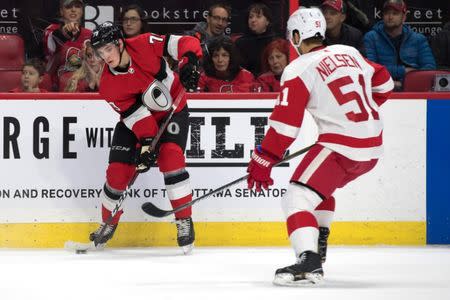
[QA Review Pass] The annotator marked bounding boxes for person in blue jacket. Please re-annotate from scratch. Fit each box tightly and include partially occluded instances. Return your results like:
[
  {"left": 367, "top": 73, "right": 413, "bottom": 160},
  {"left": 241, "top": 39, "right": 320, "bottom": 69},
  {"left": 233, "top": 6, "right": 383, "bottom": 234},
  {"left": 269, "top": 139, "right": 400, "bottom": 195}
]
[{"left": 364, "top": 0, "right": 436, "bottom": 90}]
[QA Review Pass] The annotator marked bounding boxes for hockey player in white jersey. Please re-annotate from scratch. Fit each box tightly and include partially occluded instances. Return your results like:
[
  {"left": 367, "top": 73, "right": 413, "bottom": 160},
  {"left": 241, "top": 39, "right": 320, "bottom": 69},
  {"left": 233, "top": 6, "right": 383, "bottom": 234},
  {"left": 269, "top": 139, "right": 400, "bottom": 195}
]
[{"left": 246, "top": 7, "right": 394, "bottom": 286}]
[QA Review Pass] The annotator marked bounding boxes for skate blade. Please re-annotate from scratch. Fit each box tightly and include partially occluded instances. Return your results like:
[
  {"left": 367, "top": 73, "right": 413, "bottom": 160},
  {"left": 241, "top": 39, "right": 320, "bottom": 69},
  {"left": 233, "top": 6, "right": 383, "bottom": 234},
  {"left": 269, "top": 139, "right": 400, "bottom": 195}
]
[
  {"left": 273, "top": 273, "right": 323, "bottom": 287},
  {"left": 64, "top": 240, "right": 104, "bottom": 253},
  {"left": 181, "top": 243, "right": 194, "bottom": 255}
]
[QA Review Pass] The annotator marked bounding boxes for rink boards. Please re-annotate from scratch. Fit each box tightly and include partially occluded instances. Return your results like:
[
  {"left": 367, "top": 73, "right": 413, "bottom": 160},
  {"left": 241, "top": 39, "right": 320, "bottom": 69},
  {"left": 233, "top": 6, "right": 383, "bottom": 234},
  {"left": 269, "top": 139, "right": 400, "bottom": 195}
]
[{"left": 0, "top": 92, "right": 449, "bottom": 246}]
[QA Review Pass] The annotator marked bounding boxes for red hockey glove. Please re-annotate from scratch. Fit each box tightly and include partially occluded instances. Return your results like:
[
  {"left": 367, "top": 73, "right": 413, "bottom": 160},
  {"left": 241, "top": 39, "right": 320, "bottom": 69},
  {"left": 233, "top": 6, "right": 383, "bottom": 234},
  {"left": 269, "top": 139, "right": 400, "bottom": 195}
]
[{"left": 247, "top": 146, "right": 279, "bottom": 192}]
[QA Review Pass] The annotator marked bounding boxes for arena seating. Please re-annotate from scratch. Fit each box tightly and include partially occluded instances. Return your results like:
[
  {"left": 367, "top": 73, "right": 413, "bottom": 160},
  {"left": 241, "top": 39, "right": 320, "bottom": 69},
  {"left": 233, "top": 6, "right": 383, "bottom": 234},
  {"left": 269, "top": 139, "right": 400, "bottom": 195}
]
[
  {"left": 403, "top": 70, "right": 450, "bottom": 92},
  {"left": 0, "top": 34, "right": 25, "bottom": 92}
]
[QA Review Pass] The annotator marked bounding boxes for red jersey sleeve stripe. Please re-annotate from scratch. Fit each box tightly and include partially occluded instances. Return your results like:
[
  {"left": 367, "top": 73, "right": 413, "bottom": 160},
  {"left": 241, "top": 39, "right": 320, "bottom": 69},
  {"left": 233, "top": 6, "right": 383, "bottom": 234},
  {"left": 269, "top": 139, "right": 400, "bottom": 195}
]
[
  {"left": 373, "top": 78, "right": 394, "bottom": 94},
  {"left": 268, "top": 119, "right": 300, "bottom": 139},
  {"left": 166, "top": 35, "right": 182, "bottom": 59}
]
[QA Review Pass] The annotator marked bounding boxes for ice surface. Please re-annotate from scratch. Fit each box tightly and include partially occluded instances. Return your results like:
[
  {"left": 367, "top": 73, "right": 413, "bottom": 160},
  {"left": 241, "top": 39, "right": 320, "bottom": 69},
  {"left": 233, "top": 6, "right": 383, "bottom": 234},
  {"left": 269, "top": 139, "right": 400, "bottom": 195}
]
[{"left": 1, "top": 246, "right": 449, "bottom": 300}]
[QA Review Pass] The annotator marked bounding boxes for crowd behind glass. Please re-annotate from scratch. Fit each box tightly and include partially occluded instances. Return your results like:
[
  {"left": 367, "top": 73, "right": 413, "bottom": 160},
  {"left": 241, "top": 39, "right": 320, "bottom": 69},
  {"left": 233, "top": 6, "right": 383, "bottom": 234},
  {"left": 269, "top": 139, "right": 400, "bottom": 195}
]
[{"left": 7, "top": 0, "right": 449, "bottom": 94}]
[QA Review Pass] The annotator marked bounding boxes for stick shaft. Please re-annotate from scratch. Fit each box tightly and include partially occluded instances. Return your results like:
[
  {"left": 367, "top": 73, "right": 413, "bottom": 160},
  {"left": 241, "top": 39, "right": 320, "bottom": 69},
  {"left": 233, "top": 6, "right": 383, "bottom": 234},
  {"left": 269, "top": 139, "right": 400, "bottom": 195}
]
[{"left": 154, "top": 144, "right": 314, "bottom": 217}]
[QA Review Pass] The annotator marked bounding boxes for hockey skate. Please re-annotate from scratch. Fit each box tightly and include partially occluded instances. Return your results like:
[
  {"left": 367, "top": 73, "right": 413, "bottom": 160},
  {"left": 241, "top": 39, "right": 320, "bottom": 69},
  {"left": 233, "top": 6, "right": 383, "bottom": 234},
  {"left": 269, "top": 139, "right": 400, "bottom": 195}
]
[
  {"left": 318, "top": 227, "right": 330, "bottom": 263},
  {"left": 273, "top": 251, "right": 324, "bottom": 286},
  {"left": 89, "top": 222, "right": 118, "bottom": 248},
  {"left": 174, "top": 217, "right": 195, "bottom": 254}
]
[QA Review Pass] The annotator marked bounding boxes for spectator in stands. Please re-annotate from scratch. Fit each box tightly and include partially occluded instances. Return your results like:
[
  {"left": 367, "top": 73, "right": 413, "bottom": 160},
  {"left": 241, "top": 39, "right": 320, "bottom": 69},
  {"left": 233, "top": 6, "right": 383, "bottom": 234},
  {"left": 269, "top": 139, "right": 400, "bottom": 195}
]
[
  {"left": 302, "top": 0, "right": 372, "bottom": 32},
  {"left": 43, "top": 0, "right": 92, "bottom": 91},
  {"left": 430, "top": 21, "right": 450, "bottom": 70},
  {"left": 257, "top": 39, "right": 289, "bottom": 92},
  {"left": 235, "top": 3, "right": 280, "bottom": 76},
  {"left": 321, "top": 0, "right": 365, "bottom": 55},
  {"left": 120, "top": 5, "right": 148, "bottom": 38},
  {"left": 60, "top": 41, "right": 104, "bottom": 92},
  {"left": 10, "top": 58, "right": 48, "bottom": 93},
  {"left": 198, "top": 36, "right": 256, "bottom": 92},
  {"left": 185, "top": 2, "right": 231, "bottom": 57},
  {"left": 364, "top": 0, "right": 436, "bottom": 90}
]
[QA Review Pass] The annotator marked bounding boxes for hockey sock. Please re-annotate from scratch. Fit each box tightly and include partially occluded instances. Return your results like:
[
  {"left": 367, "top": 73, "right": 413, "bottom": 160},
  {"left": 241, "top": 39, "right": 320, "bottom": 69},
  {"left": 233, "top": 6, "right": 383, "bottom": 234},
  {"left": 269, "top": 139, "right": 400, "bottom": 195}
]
[
  {"left": 158, "top": 142, "right": 192, "bottom": 219},
  {"left": 313, "top": 196, "right": 335, "bottom": 228},
  {"left": 101, "top": 183, "right": 124, "bottom": 225},
  {"left": 164, "top": 169, "right": 192, "bottom": 219},
  {"left": 287, "top": 211, "right": 319, "bottom": 256}
]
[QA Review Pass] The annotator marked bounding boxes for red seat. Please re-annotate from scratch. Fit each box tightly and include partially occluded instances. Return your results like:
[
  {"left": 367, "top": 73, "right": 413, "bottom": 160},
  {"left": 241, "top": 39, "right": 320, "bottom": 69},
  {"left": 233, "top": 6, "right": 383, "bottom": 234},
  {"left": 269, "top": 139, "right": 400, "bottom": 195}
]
[
  {"left": 0, "top": 70, "right": 22, "bottom": 92},
  {"left": 403, "top": 70, "right": 450, "bottom": 92},
  {"left": 0, "top": 34, "right": 25, "bottom": 68},
  {"left": 0, "top": 34, "right": 25, "bottom": 91}
]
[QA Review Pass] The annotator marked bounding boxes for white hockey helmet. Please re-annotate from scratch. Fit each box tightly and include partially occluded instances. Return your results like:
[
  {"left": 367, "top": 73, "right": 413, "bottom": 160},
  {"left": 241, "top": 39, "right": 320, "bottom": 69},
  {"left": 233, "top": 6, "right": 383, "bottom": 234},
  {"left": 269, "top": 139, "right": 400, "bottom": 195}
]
[{"left": 286, "top": 7, "right": 326, "bottom": 51}]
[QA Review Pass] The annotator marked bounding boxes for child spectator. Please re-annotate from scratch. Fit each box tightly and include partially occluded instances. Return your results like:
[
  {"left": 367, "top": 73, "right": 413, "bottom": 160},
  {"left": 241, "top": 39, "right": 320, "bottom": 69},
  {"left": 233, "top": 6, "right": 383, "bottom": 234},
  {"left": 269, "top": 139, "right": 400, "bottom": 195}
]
[
  {"left": 257, "top": 39, "right": 289, "bottom": 92},
  {"left": 120, "top": 5, "right": 148, "bottom": 38},
  {"left": 43, "top": 0, "right": 92, "bottom": 90},
  {"left": 199, "top": 37, "right": 255, "bottom": 92},
  {"left": 10, "top": 58, "right": 48, "bottom": 93},
  {"left": 60, "top": 41, "right": 104, "bottom": 92},
  {"left": 235, "top": 3, "right": 280, "bottom": 76}
]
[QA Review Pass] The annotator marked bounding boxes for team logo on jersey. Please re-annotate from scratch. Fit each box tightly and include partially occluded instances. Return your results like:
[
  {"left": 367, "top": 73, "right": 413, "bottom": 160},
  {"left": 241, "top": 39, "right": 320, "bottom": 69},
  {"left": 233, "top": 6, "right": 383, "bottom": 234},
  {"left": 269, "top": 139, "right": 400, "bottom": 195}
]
[{"left": 84, "top": 5, "right": 114, "bottom": 31}]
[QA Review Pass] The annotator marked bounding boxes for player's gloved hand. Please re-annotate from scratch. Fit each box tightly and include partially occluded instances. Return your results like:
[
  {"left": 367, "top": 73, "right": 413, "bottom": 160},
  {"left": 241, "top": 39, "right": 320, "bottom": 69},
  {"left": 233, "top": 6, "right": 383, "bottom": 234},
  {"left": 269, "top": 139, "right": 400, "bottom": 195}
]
[
  {"left": 179, "top": 52, "right": 200, "bottom": 92},
  {"left": 136, "top": 137, "right": 157, "bottom": 173},
  {"left": 247, "top": 146, "right": 279, "bottom": 192}
]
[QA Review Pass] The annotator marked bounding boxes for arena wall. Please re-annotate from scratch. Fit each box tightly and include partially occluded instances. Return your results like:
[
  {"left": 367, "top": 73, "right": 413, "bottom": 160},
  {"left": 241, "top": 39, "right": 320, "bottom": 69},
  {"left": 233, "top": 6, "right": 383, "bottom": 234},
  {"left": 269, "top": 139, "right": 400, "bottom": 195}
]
[{"left": 0, "top": 92, "right": 449, "bottom": 247}]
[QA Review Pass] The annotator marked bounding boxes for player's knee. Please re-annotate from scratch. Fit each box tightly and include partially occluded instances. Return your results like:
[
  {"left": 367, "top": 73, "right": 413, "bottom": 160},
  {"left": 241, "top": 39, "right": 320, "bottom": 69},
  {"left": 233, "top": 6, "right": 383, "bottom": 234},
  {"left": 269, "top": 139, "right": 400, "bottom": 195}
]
[
  {"left": 281, "top": 183, "right": 323, "bottom": 218},
  {"left": 106, "top": 162, "right": 135, "bottom": 190},
  {"left": 315, "top": 196, "right": 335, "bottom": 211},
  {"left": 158, "top": 142, "right": 186, "bottom": 172}
]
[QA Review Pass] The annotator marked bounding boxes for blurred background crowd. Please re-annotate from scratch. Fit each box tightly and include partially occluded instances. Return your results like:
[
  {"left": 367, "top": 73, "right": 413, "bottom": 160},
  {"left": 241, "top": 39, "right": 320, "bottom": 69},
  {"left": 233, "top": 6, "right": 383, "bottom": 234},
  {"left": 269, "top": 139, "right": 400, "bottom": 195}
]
[{"left": 0, "top": 0, "right": 448, "bottom": 93}]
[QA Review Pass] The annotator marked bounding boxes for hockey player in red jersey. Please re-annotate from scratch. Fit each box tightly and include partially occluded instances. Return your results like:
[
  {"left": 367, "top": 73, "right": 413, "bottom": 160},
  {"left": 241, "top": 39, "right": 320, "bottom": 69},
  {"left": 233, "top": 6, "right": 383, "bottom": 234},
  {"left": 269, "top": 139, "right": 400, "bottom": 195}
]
[
  {"left": 247, "top": 8, "right": 393, "bottom": 285},
  {"left": 89, "top": 22, "right": 202, "bottom": 254}
]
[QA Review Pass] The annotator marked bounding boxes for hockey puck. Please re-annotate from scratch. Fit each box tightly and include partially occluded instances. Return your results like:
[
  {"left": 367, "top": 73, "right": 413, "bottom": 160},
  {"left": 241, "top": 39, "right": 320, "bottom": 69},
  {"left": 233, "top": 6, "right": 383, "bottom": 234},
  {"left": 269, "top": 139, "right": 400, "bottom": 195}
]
[{"left": 76, "top": 249, "right": 87, "bottom": 254}]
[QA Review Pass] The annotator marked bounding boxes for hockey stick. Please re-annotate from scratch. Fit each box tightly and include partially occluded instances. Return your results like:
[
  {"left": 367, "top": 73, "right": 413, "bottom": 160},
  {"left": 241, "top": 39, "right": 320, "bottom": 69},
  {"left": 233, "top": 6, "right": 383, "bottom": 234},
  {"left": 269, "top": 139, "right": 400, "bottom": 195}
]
[
  {"left": 64, "top": 90, "right": 186, "bottom": 252},
  {"left": 141, "top": 144, "right": 314, "bottom": 218}
]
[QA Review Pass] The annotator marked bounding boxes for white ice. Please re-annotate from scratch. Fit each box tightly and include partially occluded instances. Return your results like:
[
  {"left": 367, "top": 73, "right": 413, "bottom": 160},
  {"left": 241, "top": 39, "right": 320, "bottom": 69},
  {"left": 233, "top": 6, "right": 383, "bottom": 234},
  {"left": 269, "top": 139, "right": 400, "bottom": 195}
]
[{"left": 1, "top": 246, "right": 449, "bottom": 300}]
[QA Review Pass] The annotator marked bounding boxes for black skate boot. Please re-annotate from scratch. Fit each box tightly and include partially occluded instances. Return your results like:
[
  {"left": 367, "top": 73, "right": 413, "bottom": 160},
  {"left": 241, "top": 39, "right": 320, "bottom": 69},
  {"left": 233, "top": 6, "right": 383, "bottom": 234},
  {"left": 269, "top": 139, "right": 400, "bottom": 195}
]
[
  {"left": 174, "top": 217, "right": 195, "bottom": 254},
  {"left": 318, "top": 227, "right": 330, "bottom": 263},
  {"left": 89, "top": 222, "right": 118, "bottom": 247},
  {"left": 273, "top": 251, "right": 323, "bottom": 286}
]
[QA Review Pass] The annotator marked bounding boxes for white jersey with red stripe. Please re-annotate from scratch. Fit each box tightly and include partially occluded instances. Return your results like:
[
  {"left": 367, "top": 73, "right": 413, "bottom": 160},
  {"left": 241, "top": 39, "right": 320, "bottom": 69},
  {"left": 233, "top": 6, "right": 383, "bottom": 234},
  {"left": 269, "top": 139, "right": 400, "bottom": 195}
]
[{"left": 261, "top": 44, "right": 394, "bottom": 161}]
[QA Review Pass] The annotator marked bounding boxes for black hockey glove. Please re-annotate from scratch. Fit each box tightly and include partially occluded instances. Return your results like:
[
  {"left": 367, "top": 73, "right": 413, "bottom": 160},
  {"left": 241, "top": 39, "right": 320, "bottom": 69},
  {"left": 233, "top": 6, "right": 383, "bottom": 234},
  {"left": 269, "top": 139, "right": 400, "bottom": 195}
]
[
  {"left": 179, "top": 52, "right": 200, "bottom": 92},
  {"left": 136, "top": 137, "right": 157, "bottom": 173}
]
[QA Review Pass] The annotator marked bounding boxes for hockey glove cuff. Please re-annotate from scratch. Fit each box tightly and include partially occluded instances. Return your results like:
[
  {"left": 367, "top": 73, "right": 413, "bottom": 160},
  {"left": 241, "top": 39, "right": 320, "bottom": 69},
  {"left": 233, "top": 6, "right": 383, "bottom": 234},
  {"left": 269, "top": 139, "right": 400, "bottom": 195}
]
[
  {"left": 136, "top": 137, "right": 157, "bottom": 173},
  {"left": 247, "top": 146, "right": 279, "bottom": 192},
  {"left": 179, "top": 52, "right": 200, "bottom": 92}
]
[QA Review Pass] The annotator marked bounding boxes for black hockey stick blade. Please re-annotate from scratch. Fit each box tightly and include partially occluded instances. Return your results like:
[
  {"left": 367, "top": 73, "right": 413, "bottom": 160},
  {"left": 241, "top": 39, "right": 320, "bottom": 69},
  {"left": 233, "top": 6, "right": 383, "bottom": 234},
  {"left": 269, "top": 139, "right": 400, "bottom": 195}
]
[
  {"left": 141, "top": 202, "right": 175, "bottom": 218},
  {"left": 141, "top": 144, "right": 314, "bottom": 218}
]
